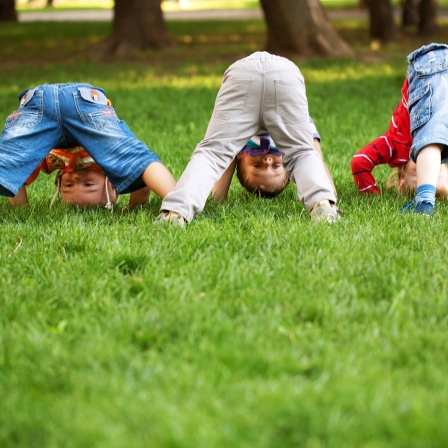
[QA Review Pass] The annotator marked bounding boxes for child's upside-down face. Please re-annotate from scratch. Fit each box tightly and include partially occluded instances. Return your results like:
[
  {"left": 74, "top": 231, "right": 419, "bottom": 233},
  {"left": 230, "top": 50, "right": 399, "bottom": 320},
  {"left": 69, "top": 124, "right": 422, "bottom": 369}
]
[
  {"left": 402, "top": 161, "right": 448, "bottom": 197},
  {"left": 237, "top": 152, "right": 288, "bottom": 194},
  {"left": 59, "top": 170, "right": 117, "bottom": 207}
]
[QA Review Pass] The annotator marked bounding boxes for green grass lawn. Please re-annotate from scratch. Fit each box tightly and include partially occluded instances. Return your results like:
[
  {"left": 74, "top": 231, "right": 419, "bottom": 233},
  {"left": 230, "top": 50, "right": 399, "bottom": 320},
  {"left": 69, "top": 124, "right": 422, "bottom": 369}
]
[{"left": 1, "top": 15, "right": 448, "bottom": 448}]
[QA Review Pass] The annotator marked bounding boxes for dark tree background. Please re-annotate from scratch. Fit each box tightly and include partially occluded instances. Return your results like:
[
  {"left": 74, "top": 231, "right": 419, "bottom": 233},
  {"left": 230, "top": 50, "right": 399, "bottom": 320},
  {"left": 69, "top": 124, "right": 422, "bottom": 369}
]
[
  {"left": 402, "top": 0, "right": 420, "bottom": 26},
  {"left": 0, "top": 0, "right": 17, "bottom": 21},
  {"left": 419, "top": 0, "right": 438, "bottom": 35},
  {"left": 365, "top": 0, "right": 397, "bottom": 42},
  {"left": 259, "top": 0, "right": 353, "bottom": 57},
  {"left": 100, "top": 0, "right": 173, "bottom": 55},
  {"left": 365, "top": 0, "right": 439, "bottom": 40},
  {"left": 0, "top": 0, "right": 442, "bottom": 52}
]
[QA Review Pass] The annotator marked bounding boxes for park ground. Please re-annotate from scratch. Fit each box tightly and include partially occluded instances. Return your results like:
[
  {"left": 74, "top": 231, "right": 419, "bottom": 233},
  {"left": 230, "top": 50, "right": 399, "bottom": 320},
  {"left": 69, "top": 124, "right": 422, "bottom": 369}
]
[{"left": 1, "top": 3, "right": 448, "bottom": 448}]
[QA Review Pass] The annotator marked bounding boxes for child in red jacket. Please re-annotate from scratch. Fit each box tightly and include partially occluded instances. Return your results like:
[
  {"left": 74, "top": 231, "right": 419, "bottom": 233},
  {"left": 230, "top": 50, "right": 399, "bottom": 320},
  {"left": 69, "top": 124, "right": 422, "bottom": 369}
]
[{"left": 351, "top": 76, "right": 448, "bottom": 200}]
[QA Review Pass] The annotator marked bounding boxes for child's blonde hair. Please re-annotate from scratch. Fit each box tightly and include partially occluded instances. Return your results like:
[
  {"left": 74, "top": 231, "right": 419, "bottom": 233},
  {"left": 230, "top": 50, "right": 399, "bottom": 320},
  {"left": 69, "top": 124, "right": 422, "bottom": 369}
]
[
  {"left": 386, "top": 166, "right": 408, "bottom": 196},
  {"left": 386, "top": 162, "right": 448, "bottom": 197}
]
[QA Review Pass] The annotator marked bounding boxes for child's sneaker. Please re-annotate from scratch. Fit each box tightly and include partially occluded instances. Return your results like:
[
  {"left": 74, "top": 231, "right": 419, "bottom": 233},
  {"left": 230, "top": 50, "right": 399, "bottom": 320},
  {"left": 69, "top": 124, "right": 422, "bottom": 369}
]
[
  {"left": 416, "top": 201, "right": 434, "bottom": 215},
  {"left": 155, "top": 211, "right": 186, "bottom": 228},
  {"left": 400, "top": 200, "right": 433, "bottom": 216},
  {"left": 310, "top": 201, "right": 341, "bottom": 223}
]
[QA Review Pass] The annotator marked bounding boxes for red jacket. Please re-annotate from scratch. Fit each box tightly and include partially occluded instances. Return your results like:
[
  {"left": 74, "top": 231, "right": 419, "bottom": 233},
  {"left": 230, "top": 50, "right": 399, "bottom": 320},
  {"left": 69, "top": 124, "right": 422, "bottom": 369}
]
[{"left": 351, "top": 78, "right": 412, "bottom": 194}]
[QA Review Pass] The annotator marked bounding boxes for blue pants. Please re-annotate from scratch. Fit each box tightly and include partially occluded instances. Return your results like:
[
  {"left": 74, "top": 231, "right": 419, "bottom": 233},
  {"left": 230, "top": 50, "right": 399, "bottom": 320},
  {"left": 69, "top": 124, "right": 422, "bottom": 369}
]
[
  {"left": 407, "top": 43, "right": 448, "bottom": 163},
  {"left": 0, "top": 83, "right": 160, "bottom": 197}
]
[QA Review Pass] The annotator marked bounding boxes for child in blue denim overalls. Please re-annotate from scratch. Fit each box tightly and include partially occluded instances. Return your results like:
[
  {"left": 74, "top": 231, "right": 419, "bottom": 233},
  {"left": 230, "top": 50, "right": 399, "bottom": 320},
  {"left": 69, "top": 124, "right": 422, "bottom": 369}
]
[
  {"left": 402, "top": 43, "right": 448, "bottom": 215},
  {"left": 0, "top": 83, "right": 176, "bottom": 208},
  {"left": 9, "top": 146, "right": 151, "bottom": 210}
]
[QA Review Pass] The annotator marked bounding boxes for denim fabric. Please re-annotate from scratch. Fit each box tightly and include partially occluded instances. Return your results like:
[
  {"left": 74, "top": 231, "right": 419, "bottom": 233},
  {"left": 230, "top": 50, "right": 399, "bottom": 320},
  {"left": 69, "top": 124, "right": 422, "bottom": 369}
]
[
  {"left": 407, "top": 44, "right": 448, "bottom": 162},
  {"left": 161, "top": 52, "right": 335, "bottom": 221},
  {"left": 0, "top": 83, "right": 160, "bottom": 197}
]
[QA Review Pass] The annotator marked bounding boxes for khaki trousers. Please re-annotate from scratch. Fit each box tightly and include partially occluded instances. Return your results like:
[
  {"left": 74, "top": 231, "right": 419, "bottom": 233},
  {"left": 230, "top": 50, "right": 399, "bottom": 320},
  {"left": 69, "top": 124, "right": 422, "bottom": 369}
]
[{"left": 161, "top": 52, "right": 336, "bottom": 222}]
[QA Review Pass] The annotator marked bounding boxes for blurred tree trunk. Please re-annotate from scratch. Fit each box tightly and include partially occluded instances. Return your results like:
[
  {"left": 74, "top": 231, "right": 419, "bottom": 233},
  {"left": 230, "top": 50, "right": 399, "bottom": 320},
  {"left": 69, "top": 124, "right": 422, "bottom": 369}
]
[
  {"left": 259, "top": 0, "right": 353, "bottom": 58},
  {"left": 365, "top": 0, "right": 397, "bottom": 41},
  {"left": 101, "top": 0, "right": 174, "bottom": 55},
  {"left": 401, "top": 0, "right": 419, "bottom": 26},
  {"left": 0, "top": 0, "right": 17, "bottom": 21},
  {"left": 419, "top": 0, "right": 438, "bottom": 34},
  {"left": 47, "top": 0, "right": 54, "bottom": 6}
]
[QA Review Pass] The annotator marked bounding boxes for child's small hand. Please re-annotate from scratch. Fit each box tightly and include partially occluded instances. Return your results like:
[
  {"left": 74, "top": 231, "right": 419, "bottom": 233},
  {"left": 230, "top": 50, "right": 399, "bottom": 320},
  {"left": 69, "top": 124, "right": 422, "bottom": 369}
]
[
  {"left": 128, "top": 187, "right": 150, "bottom": 210},
  {"left": 9, "top": 185, "right": 29, "bottom": 207},
  {"left": 122, "top": 203, "right": 146, "bottom": 213}
]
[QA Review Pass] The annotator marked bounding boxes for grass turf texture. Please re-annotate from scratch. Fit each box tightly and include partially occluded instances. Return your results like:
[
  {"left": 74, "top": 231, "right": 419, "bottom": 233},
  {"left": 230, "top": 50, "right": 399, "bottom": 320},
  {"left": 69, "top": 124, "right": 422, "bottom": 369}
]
[{"left": 1, "top": 15, "right": 448, "bottom": 448}]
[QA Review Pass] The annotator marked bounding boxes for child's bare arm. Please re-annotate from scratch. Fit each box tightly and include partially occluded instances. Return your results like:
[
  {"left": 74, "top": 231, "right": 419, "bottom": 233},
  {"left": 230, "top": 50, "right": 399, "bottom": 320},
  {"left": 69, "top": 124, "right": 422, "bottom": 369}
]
[
  {"left": 314, "top": 139, "right": 337, "bottom": 198},
  {"left": 128, "top": 186, "right": 151, "bottom": 210},
  {"left": 141, "top": 162, "right": 176, "bottom": 199},
  {"left": 212, "top": 159, "right": 237, "bottom": 202},
  {"left": 9, "top": 185, "right": 29, "bottom": 206}
]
